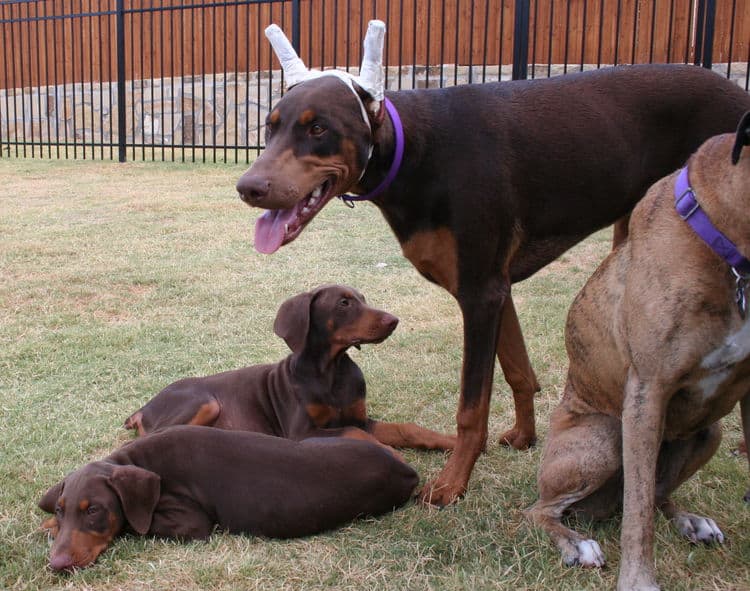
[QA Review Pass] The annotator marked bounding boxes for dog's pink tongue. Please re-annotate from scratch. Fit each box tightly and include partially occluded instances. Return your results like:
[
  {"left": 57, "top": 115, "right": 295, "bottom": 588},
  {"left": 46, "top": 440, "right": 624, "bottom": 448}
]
[{"left": 254, "top": 208, "right": 296, "bottom": 254}]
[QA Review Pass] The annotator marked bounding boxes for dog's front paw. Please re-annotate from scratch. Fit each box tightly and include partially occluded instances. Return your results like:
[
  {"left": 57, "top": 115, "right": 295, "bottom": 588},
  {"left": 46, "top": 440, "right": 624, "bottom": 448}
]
[
  {"left": 498, "top": 426, "right": 536, "bottom": 450},
  {"left": 418, "top": 478, "right": 465, "bottom": 507},
  {"left": 673, "top": 512, "right": 725, "bottom": 544},
  {"left": 562, "top": 539, "right": 606, "bottom": 568}
]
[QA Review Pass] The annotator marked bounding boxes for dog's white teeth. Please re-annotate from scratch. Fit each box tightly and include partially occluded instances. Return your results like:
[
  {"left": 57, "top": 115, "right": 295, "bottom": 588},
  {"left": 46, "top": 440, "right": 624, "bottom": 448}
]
[
  {"left": 284, "top": 223, "right": 289, "bottom": 233},
  {"left": 312, "top": 186, "right": 323, "bottom": 199},
  {"left": 308, "top": 197, "right": 317, "bottom": 207},
  {"left": 301, "top": 206, "right": 310, "bottom": 215}
]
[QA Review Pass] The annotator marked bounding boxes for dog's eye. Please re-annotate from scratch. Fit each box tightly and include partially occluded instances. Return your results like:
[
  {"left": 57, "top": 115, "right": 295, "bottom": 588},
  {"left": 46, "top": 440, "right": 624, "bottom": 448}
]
[
  {"left": 309, "top": 124, "right": 326, "bottom": 137},
  {"left": 339, "top": 298, "right": 350, "bottom": 307},
  {"left": 55, "top": 505, "right": 63, "bottom": 516},
  {"left": 86, "top": 505, "right": 99, "bottom": 516}
]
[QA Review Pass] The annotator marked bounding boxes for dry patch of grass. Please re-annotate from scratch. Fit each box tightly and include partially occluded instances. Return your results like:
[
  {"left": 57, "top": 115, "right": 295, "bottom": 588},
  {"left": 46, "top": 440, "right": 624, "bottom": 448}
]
[{"left": 1, "top": 158, "right": 748, "bottom": 591}]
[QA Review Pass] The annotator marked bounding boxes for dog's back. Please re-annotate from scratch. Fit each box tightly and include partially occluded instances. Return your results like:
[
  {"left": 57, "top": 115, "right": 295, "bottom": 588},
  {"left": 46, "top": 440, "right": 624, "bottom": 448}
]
[{"left": 381, "top": 65, "right": 750, "bottom": 281}]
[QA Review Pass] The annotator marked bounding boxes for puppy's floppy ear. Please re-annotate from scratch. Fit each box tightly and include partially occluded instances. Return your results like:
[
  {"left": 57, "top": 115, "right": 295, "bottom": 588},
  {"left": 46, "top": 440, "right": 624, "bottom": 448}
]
[
  {"left": 39, "top": 480, "right": 65, "bottom": 535},
  {"left": 107, "top": 465, "right": 161, "bottom": 535},
  {"left": 38, "top": 480, "right": 64, "bottom": 513},
  {"left": 731, "top": 111, "right": 750, "bottom": 165},
  {"left": 274, "top": 291, "right": 314, "bottom": 353}
]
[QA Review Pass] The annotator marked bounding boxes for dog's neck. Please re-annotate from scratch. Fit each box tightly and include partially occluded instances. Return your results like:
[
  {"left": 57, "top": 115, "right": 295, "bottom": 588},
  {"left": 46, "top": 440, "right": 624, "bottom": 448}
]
[
  {"left": 290, "top": 344, "right": 351, "bottom": 378},
  {"left": 289, "top": 349, "right": 362, "bottom": 406},
  {"left": 343, "top": 98, "right": 405, "bottom": 203},
  {"left": 677, "top": 141, "right": 750, "bottom": 318},
  {"left": 685, "top": 138, "right": 750, "bottom": 261}
]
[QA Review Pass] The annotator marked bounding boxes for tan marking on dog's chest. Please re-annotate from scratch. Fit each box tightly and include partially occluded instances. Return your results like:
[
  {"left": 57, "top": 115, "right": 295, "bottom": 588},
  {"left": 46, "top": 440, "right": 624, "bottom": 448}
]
[
  {"left": 306, "top": 403, "right": 339, "bottom": 427},
  {"left": 401, "top": 229, "right": 459, "bottom": 296},
  {"left": 342, "top": 398, "right": 367, "bottom": 423},
  {"left": 306, "top": 399, "right": 367, "bottom": 427}
]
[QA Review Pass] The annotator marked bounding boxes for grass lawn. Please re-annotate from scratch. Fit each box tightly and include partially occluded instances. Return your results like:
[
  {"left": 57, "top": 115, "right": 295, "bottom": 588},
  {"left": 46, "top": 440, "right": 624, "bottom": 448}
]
[{"left": 1, "top": 158, "right": 748, "bottom": 591}]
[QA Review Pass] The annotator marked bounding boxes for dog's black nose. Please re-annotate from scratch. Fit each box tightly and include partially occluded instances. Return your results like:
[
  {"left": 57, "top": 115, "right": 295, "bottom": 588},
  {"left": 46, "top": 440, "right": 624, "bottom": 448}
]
[{"left": 236, "top": 175, "right": 270, "bottom": 204}]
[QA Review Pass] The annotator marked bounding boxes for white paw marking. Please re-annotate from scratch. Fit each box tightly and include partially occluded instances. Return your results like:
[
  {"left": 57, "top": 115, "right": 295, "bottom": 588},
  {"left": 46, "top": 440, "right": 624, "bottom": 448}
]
[
  {"left": 674, "top": 513, "right": 725, "bottom": 544},
  {"left": 575, "top": 539, "right": 606, "bottom": 567}
]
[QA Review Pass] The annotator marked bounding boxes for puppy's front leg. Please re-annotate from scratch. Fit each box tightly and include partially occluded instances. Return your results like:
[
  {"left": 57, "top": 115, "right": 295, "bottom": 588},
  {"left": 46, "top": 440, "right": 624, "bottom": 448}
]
[{"left": 618, "top": 369, "right": 665, "bottom": 591}]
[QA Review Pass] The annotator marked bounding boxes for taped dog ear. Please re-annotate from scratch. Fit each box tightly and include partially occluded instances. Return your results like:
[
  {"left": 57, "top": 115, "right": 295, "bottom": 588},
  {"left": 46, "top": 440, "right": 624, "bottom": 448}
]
[
  {"left": 107, "top": 465, "right": 160, "bottom": 535},
  {"left": 359, "top": 20, "right": 386, "bottom": 110},
  {"left": 731, "top": 111, "right": 750, "bottom": 165},
  {"left": 274, "top": 291, "right": 314, "bottom": 353}
]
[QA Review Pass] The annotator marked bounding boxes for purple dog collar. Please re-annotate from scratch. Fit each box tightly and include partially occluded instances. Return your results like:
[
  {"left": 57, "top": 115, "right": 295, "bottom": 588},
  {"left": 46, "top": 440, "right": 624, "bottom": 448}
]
[
  {"left": 340, "top": 97, "right": 404, "bottom": 204},
  {"left": 675, "top": 165, "right": 750, "bottom": 316},
  {"left": 675, "top": 166, "right": 750, "bottom": 274}
]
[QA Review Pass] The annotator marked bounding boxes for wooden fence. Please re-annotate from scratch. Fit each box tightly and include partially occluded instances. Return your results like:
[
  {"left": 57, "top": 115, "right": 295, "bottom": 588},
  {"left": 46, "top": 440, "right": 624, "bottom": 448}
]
[{"left": 2, "top": 0, "right": 749, "bottom": 90}]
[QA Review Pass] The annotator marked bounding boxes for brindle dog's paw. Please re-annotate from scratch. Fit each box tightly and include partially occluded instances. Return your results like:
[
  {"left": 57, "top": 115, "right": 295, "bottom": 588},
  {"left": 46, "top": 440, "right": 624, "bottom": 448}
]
[
  {"left": 673, "top": 512, "right": 725, "bottom": 544},
  {"left": 562, "top": 539, "right": 606, "bottom": 568}
]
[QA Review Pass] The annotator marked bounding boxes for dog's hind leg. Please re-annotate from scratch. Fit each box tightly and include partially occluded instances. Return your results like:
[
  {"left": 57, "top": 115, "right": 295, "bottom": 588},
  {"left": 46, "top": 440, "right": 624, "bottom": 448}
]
[
  {"left": 496, "top": 295, "right": 540, "bottom": 450},
  {"left": 655, "top": 423, "right": 725, "bottom": 544},
  {"left": 525, "top": 389, "right": 621, "bottom": 568},
  {"left": 125, "top": 390, "right": 221, "bottom": 435}
]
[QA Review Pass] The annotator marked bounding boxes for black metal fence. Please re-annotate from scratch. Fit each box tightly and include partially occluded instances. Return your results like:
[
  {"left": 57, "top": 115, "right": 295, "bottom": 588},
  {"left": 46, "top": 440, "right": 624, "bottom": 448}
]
[{"left": 1, "top": 0, "right": 748, "bottom": 163}]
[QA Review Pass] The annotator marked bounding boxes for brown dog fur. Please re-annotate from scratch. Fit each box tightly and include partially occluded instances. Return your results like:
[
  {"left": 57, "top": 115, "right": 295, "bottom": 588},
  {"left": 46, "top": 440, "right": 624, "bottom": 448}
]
[
  {"left": 39, "top": 427, "right": 418, "bottom": 570},
  {"left": 237, "top": 64, "right": 750, "bottom": 505},
  {"left": 526, "top": 118, "right": 750, "bottom": 590}
]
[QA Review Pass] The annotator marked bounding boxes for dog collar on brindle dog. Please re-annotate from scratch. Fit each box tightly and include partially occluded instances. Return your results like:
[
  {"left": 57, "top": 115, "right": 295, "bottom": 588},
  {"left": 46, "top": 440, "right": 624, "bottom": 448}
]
[
  {"left": 675, "top": 165, "right": 750, "bottom": 317},
  {"left": 339, "top": 98, "right": 404, "bottom": 206}
]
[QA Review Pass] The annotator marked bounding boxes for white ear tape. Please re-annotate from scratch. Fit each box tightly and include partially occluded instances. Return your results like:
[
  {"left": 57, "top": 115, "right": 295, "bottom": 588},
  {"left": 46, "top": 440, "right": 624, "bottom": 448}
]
[
  {"left": 264, "top": 24, "right": 309, "bottom": 87},
  {"left": 358, "top": 20, "right": 386, "bottom": 105},
  {"left": 265, "top": 21, "right": 387, "bottom": 126}
]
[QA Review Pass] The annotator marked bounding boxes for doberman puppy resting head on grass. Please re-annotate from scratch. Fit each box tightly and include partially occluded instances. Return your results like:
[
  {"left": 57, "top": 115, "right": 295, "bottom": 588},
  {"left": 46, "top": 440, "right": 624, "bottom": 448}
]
[
  {"left": 125, "top": 284, "right": 455, "bottom": 451},
  {"left": 39, "top": 426, "right": 419, "bottom": 571}
]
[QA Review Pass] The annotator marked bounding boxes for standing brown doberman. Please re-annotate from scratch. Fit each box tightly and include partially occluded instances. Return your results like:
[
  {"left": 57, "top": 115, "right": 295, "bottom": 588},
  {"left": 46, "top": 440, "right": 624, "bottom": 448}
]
[
  {"left": 39, "top": 426, "right": 418, "bottom": 570},
  {"left": 125, "top": 284, "right": 455, "bottom": 451},
  {"left": 235, "top": 21, "right": 750, "bottom": 506}
]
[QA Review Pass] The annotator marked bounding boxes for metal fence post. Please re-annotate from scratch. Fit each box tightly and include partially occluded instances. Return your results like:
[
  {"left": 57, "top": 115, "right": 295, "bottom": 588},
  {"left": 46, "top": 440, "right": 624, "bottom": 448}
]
[
  {"left": 701, "top": 0, "right": 716, "bottom": 69},
  {"left": 116, "top": 0, "right": 127, "bottom": 162},
  {"left": 512, "top": 0, "right": 529, "bottom": 80},
  {"left": 693, "top": 0, "right": 705, "bottom": 66},
  {"left": 291, "top": 0, "right": 300, "bottom": 53}
]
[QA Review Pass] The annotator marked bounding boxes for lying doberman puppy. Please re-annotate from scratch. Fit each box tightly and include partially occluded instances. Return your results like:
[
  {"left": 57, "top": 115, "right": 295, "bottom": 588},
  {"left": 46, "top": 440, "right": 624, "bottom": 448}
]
[
  {"left": 526, "top": 114, "right": 750, "bottom": 590},
  {"left": 125, "top": 284, "right": 455, "bottom": 450},
  {"left": 235, "top": 21, "right": 750, "bottom": 505},
  {"left": 39, "top": 425, "right": 419, "bottom": 571}
]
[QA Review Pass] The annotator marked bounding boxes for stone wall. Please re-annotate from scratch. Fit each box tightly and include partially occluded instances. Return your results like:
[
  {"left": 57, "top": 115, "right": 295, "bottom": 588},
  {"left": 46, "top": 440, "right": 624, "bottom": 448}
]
[{"left": 1, "top": 63, "right": 747, "bottom": 154}]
